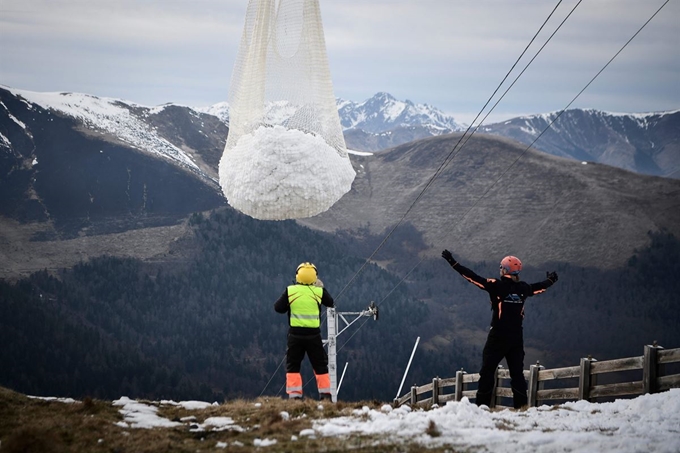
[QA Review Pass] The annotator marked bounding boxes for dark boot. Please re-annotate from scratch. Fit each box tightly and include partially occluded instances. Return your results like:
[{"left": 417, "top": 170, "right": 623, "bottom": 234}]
[{"left": 475, "top": 390, "right": 492, "bottom": 408}]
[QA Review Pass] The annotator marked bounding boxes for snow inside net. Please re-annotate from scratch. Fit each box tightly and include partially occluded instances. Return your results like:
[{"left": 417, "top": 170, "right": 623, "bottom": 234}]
[{"left": 219, "top": 0, "right": 355, "bottom": 220}]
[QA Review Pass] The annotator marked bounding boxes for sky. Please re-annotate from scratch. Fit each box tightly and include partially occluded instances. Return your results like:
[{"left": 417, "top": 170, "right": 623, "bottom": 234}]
[
  {"left": 36, "top": 389, "right": 680, "bottom": 452},
  {"left": 1, "top": 0, "right": 678, "bottom": 125}
]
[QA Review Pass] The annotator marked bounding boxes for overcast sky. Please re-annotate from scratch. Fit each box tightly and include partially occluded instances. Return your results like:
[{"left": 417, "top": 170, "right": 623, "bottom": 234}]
[{"left": 1, "top": 0, "right": 678, "bottom": 124}]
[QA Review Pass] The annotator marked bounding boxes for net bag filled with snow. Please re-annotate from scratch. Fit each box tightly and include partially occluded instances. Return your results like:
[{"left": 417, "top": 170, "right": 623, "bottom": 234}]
[{"left": 220, "top": 0, "right": 355, "bottom": 220}]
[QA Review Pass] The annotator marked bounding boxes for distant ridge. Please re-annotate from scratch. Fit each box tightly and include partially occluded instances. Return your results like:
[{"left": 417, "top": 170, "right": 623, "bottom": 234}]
[
  {"left": 299, "top": 132, "right": 680, "bottom": 269},
  {"left": 4, "top": 85, "right": 676, "bottom": 178},
  {"left": 481, "top": 108, "right": 680, "bottom": 179}
]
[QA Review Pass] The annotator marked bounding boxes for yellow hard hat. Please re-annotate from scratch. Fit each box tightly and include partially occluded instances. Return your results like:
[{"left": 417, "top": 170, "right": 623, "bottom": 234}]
[{"left": 296, "top": 262, "right": 317, "bottom": 285}]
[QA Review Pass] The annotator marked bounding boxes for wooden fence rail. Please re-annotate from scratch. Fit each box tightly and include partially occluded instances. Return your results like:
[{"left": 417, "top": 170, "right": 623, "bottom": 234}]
[{"left": 395, "top": 343, "right": 680, "bottom": 409}]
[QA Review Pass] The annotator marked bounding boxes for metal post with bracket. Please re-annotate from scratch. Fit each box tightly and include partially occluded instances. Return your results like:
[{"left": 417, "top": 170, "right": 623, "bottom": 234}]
[{"left": 324, "top": 301, "right": 379, "bottom": 402}]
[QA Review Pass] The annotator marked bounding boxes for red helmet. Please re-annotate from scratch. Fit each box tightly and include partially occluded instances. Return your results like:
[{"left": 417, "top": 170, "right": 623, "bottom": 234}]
[{"left": 500, "top": 256, "right": 522, "bottom": 275}]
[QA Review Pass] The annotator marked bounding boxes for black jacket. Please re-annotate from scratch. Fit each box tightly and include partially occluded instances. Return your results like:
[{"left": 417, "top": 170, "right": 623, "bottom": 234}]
[
  {"left": 274, "top": 285, "right": 335, "bottom": 336},
  {"left": 450, "top": 262, "right": 553, "bottom": 338}
]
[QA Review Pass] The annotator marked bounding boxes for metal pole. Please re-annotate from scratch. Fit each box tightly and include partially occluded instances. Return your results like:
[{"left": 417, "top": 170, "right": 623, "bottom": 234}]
[
  {"left": 326, "top": 307, "right": 338, "bottom": 403},
  {"left": 323, "top": 304, "right": 377, "bottom": 403},
  {"left": 337, "top": 362, "right": 349, "bottom": 395},
  {"left": 396, "top": 336, "right": 421, "bottom": 400}
]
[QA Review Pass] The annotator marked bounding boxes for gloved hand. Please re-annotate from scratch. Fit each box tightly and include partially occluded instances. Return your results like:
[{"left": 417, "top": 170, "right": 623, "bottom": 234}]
[
  {"left": 546, "top": 271, "right": 558, "bottom": 283},
  {"left": 442, "top": 249, "right": 457, "bottom": 266}
]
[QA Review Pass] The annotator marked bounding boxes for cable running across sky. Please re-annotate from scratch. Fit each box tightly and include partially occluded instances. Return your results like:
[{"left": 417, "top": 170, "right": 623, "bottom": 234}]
[
  {"left": 331, "top": 0, "right": 671, "bottom": 357},
  {"left": 332, "top": 0, "right": 568, "bottom": 303}
]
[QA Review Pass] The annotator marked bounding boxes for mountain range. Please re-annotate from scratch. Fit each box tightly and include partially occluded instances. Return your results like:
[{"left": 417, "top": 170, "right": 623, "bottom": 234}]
[
  {"left": 2, "top": 85, "right": 679, "bottom": 276},
  {"left": 480, "top": 109, "right": 680, "bottom": 179},
  {"left": 4, "top": 86, "right": 677, "bottom": 181},
  {"left": 198, "top": 90, "right": 680, "bottom": 179}
]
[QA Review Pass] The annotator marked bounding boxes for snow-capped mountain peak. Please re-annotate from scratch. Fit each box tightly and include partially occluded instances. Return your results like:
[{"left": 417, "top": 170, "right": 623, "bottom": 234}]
[
  {"left": 337, "top": 92, "right": 465, "bottom": 134},
  {"left": 192, "top": 92, "right": 464, "bottom": 136}
]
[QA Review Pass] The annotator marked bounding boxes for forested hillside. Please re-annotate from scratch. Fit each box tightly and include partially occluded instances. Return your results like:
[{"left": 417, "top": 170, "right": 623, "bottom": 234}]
[
  {"left": 2, "top": 206, "right": 679, "bottom": 403},
  {"left": 0, "top": 207, "right": 463, "bottom": 402}
]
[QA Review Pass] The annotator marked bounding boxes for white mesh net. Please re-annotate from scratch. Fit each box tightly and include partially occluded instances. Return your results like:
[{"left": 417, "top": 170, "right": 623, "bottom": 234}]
[{"left": 219, "top": 0, "right": 355, "bottom": 220}]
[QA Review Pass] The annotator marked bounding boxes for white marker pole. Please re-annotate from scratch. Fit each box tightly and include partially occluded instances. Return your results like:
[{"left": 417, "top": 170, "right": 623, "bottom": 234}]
[
  {"left": 336, "top": 362, "right": 349, "bottom": 395},
  {"left": 396, "top": 336, "right": 421, "bottom": 400}
]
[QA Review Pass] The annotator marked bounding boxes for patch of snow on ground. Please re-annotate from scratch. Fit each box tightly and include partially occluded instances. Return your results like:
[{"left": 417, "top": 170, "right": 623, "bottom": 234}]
[
  {"left": 253, "top": 438, "right": 278, "bottom": 447},
  {"left": 112, "top": 397, "right": 182, "bottom": 429},
  {"left": 28, "top": 396, "right": 77, "bottom": 404},
  {"left": 0, "top": 132, "right": 11, "bottom": 147},
  {"left": 0, "top": 101, "right": 28, "bottom": 130},
  {"left": 37, "top": 389, "right": 680, "bottom": 451},
  {"left": 348, "top": 148, "right": 373, "bottom": 156},
  {"left": 161, "top": 401, "right": 217, "bottom": 411},
  {"left": 314, "top": 391, "right": 680, "bottom": 452},
  {"left": 202, "top": 416, "right": 244, "bottom": 432}
]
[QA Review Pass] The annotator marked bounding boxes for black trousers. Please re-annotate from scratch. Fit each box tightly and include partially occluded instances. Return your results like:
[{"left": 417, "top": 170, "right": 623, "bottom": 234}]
[
  {"left": 476, "top": 332, "right": 527, "bottom": 409},
  {"left": 285, "top": 333, "right": 329, "bottom": 374}
]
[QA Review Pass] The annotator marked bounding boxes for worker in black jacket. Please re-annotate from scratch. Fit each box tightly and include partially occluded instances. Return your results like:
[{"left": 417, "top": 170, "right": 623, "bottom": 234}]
[
  {"left": 274, "top": 262, "right": 335, "bottom": 400},
  {"left": 442, "top": 249, "right": 558, "bottom": 409}
]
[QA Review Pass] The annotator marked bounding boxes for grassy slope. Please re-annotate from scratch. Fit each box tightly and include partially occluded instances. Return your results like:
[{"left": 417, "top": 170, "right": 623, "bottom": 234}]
[{"left": 0, "top": 386, "right": 453, "bottom": 453}]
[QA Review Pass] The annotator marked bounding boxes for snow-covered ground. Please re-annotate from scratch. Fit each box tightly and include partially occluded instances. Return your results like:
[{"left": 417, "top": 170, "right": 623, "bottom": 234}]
[{"left": 103, "top": 389, "right": 680, "bottom": 452}]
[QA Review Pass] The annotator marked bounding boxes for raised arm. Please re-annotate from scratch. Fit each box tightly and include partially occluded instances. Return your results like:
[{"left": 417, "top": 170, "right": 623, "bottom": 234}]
[
  {"left": 442, "top": 249, "right": 492, "bottom": 290},
  {"left": 529, "top": 271, "right": 558, "bottom": 295}
]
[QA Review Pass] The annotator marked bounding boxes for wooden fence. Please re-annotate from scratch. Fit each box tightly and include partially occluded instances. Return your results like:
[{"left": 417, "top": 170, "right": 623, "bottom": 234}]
[{"left": 394, "top": 343, "right": 680, "bottom": 409}]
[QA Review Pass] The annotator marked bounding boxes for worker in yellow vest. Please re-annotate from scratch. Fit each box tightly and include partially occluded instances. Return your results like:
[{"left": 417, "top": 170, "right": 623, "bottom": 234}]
[{"left": 274, "top": 262, "right": 335, "bottom": 400}]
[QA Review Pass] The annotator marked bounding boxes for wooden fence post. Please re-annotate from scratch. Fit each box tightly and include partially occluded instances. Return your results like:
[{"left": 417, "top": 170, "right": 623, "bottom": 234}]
[
  {"left": 528, "top": 361, "right": 542, "bottom": 407},
  {"left": 410, "top": 384, "right": 417, "bottom": 405},
  {"left": 643, "top": 342, "right": 664, "bottom": 394},
  {"left": 455, "top": 369, "right": 465, "bottom": 402},
  {"left": 432, "top": 377, "right": 440, "bottom": 405},
  {"left": 579, "top": 356, "right": 595, "bottom": 401}
]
